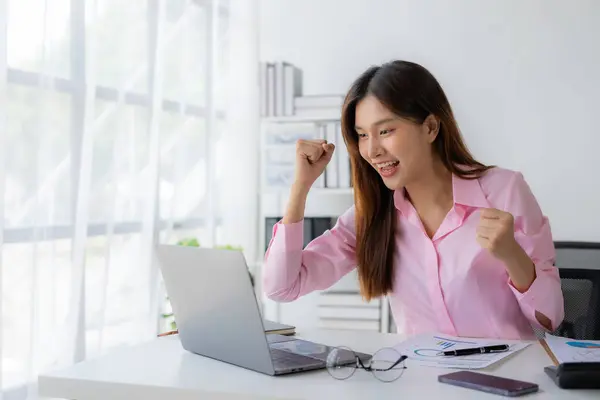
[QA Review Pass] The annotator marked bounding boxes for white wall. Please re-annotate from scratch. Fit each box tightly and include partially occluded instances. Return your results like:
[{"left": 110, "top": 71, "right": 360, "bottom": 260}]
[{"left": 259, "top": 0, "right": 600, "bottom": 242}]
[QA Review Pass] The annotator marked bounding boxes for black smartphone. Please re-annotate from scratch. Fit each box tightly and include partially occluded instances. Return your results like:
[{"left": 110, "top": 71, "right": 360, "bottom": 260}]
[{"left": 438, "top": 371, "right": 539, "bottom": 397}]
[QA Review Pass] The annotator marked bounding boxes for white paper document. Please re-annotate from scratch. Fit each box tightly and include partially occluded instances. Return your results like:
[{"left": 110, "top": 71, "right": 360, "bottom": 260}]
[
  {"left": 394, "top": 333, "right": 530, "bottom": 369},
  {"left": 544, "top": 334, "right": 600, "bottom": 363}
]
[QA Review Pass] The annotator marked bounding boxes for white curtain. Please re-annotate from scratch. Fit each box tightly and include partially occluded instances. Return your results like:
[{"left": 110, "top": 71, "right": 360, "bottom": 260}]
[{"left": 0, "top": 0, "right": 259, "bottom": 398}]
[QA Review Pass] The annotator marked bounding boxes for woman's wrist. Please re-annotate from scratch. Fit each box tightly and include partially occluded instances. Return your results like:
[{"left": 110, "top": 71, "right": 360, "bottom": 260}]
[
  {"left": 291, "top": 181, "right": 311, "bottom": 197},
  {"left": 501, "top": 241, "right": 536, "bottom": 292}
]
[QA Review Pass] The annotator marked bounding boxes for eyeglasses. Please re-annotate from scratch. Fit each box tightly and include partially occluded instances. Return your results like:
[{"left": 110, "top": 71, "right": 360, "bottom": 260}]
[{"left": 326, "top": 346, "right": 407, "bottom": 382}]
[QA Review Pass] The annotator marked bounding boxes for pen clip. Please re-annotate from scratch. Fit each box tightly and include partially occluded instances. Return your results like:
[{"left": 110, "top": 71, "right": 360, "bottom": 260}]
[{"left": 489, "top": 347, "right": 510, "bottom": 353}]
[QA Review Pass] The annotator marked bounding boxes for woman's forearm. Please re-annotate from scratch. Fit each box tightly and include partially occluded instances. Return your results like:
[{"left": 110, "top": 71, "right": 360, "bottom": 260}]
[
  {"left": 502, "top": 242, "right": 536, "bottom": 292},
  {"left": 282, "top": 183, "right": 310, "bottom": 225},
  {"left": 501, "top": 244, "right": 553, "bottom": 330}
]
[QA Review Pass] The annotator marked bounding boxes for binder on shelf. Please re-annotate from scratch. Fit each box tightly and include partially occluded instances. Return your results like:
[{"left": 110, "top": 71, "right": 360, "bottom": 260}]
[
  {"left": 283, "top": 63, "right": 303, "bottom": 116},
  {"left": 335, "top": 122, "right": 351, "bottom": 188},
  {"left": 266, "top": 63, "right": 276, "bottom": 117},
  {"left": 303, "top": 218, "right": 313, "bottom": 247},
  {"left": 260, "top": 62, "right": 344, "bottom": 119},
  {"left": 264, "top": 217, "right": 279, "bottom": 251},
  {"left": 274, "top": 63, "right": 285, "bottom": 117},
  {"left": 260, "top": 60, "right": 303, "bottom": 117},
  {"left": 313, "top": 123, "right": 326, "bottom": 188},
  {"left": 259, "top": 62, "right": 268, "bottom": 116},
  {"left": 324, "top": 123, "right": 339, "bottom": 188},
  {"left": 311, "top": 217, "right": 332, "bottom": 239}
]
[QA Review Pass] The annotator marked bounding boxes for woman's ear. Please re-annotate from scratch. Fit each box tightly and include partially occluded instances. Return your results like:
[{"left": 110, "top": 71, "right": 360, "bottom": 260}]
[{"left": 423, "top": 114, "right": 440, "bottom": 143}]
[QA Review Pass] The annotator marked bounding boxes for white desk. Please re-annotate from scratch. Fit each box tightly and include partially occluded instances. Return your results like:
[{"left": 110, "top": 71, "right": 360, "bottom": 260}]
[{"left": 38, "top": 329, "right": 597, "bottom": 399}]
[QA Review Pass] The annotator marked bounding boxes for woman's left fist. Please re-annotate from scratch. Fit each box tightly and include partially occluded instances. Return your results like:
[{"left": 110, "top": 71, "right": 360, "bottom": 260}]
[{"left": 476, "top": 208, "right": 519, "bottom": 261}]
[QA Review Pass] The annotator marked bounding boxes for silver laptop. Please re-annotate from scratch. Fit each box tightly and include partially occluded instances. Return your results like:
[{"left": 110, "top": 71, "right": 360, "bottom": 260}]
[{"left": 155, "top": 244, "right": 370, "bottom": 375}]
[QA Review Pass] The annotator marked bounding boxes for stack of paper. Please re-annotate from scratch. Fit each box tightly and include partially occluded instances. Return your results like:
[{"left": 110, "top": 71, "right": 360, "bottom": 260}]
[
  {"left": 394, "top": 333, "right": 530, "bottom": 369},
  {"left": 544, "top": 334, "right": 600, "bottom": 363}
]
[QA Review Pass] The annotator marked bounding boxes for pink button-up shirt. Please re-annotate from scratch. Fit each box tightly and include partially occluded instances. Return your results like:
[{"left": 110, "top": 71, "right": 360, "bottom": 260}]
[{"left": 262, "top": 167, "right": 564, "bottom": 339}]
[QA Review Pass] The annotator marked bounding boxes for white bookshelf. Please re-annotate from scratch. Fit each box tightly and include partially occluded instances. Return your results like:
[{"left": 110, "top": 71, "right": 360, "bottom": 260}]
[
  {"left": 256, "top": 62, "right": 392, "bottom": 333},
  {"left": 256, "top": 115, "right": 353, "bottom": 258},
  {"left": 255, "top": 114, "right": 392, "bottom": 334}
]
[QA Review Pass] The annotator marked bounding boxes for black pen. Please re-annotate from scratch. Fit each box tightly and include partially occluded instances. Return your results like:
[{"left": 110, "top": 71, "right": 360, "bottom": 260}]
[{"left": 440, "top": 344, "right": 510, "bottom": 356}]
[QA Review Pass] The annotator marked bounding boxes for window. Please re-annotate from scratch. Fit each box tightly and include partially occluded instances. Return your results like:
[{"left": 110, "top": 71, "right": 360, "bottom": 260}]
[
  {"left": 7, "top": 0, "right": 71, "bottom": 78},
  {"left": 1, "top": 0, "right": 232, "bottom": 393}
]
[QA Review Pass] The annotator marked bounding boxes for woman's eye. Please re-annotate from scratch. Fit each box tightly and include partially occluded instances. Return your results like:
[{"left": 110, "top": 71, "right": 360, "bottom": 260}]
[
  {"left": 380, "top": 128, "right": 394, "bottom": 135},
  {"left": 357, "top": 132, "right": 368, "bottom": 138}
]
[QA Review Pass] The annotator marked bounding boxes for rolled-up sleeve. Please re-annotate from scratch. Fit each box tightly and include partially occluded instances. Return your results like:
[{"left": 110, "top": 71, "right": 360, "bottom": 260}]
[
  {"left": 262, "top": 206, "right": 357, "bottom": 302},
  {"left": 505, "top": 172, "right": 565, "bottom": 331}
]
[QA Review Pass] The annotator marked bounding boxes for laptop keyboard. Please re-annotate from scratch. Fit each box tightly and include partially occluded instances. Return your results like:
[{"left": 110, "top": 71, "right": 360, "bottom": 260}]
[{"left": 269, "top": 348, "right": 321, "bottom": 369}]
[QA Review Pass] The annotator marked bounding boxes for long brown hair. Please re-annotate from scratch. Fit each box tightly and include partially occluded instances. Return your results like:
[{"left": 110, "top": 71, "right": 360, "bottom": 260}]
[{"left": 341, "top": 60, "right": 492, "bottom": 301}]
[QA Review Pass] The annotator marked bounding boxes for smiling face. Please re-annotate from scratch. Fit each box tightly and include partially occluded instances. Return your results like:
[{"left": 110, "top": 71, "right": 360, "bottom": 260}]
[
  {"left": 354, "top": 95, "right": 440, "bottom": 190},
  {"left": 340, "top": 61, "right": 491, "bottom": 301}
]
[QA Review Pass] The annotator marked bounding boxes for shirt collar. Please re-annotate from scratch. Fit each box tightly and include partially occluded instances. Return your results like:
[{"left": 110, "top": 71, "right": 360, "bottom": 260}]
[
  {"left": 393, "top": 174, "right": 490, "bottom": 214},
  {"left": 451, "top": 174, "right": 490, "bottom": 209}
]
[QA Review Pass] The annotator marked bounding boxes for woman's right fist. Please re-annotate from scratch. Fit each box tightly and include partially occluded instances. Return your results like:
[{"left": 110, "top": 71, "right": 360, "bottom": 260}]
[{"left": 294, "top": 139, "right": 335, "bottom": 190}]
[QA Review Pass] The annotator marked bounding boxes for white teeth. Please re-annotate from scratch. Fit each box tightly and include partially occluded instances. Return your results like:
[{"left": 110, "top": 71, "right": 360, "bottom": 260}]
[{"left": 376, "top": 161, "right": 398, "bottom": 169}]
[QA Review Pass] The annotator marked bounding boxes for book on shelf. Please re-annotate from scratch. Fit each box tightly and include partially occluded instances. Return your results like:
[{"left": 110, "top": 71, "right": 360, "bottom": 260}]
[
  {"left": 259, "top": 66, "right": 350, "bottom": 189},
  {"left": 260, "top": 61, "right": 303, "bottom": 117},
  {"left": 284, "top": 64, "right": 303, "bottom": 116},
  {"left": 312, "top": 217, "right": 332, "bottom": 239},
  {"left": 320, "top": 122, "right": 351, "bottom": 189},
  {"left": 335, "top": 122, "right": 351, "bottom": 188},
  {"left": 313, "top": 123, "right": 326, "bottom": 189},
  {"left": 259, "top": 63, "right": 267, "bottom": 116},
  {"left": 324, "top": 123, "right": 339, "bottom": 188},
  {"left": 265, "top": 63, "right": 276, "bottom": 117},
  {"left": 260, "top": 61, "right": 346, "bottom": 119},
  {"left": 274, "top": 63, "right": 285, "bottom": 116}
]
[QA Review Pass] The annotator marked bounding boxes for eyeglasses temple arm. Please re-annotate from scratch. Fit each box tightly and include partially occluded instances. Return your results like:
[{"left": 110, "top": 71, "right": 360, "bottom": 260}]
[
  {"left": 379, "top": 355, "right": 408, "bottom": 371},
  {"left": 357, "top": 356, "right": 369, "bottom": 370}
]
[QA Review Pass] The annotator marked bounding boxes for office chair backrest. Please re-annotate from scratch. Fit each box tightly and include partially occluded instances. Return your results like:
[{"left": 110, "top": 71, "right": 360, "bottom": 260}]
[{"left": 551, "top": 241, "right": 600, "bottom": 340}]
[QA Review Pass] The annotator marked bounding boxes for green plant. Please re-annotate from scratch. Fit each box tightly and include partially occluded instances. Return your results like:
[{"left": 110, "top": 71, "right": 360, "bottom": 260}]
[
  {"left": 174, "top": 238, "right": 243, "bottom": 252},
  {"left": 161, "top": 238, "right": 250, "bottom": 332},
  {"left": 176, "top": 237, "right": 200, "bottom": 247}
]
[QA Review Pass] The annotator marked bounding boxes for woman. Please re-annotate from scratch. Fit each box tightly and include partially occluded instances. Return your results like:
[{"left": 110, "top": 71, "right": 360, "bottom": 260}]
[{"left": 262, "top": 60, "right": 564, "bottom": 340}]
